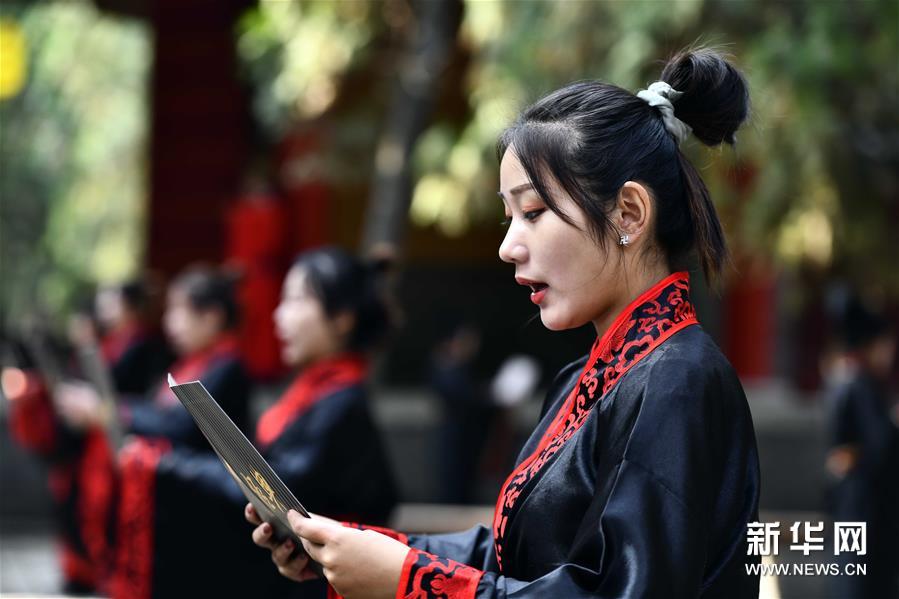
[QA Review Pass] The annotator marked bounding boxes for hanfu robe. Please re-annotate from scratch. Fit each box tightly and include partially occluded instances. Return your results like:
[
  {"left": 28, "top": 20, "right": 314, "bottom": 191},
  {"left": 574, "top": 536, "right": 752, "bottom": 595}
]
[
  {"left": 362, "top": 272, "right": 760, "bottom": 599},
  {"left": 5, "top": 325, "right": 169, "bottom": 594},
  {"left": 111, "top": 334, "right": 251, "bottom": 598},
  {"left": 112, "top": 353, "right": 397, "bottom": 599}
]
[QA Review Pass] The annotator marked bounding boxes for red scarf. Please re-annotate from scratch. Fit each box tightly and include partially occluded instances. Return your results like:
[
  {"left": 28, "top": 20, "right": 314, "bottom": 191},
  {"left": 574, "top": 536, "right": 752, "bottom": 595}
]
[
  {"left": 100, "top": 322, "right": 148, "bottom": 364},
  {"left": 256, "top": 353, "right": 368, "bottom": 449},
  {"left": 154, "top": 334, "right": 241, "bottom": 406}
]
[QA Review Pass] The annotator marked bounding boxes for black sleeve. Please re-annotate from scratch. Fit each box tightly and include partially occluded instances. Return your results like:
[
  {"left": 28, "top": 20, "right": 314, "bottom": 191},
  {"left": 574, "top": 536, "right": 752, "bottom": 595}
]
[
  {"left": 399, "top": 352, "right": 759, "bottom": 599},
  {"left": 125, "top": 359, "right": 251, "bottom": 447},
  {"left": 111, "top": 338, "right": 171, "bottom": 395},
  {"left": 155, "top": 448, "right": 246, "bottom": 506},
  {"left": 263, "top": 389, "right": 362, "bottom": 507}
]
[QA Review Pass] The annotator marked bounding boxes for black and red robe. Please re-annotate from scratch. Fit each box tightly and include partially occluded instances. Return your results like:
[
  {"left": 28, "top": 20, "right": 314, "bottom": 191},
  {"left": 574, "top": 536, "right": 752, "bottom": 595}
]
[
  {"left": 5, "top": 325, "right": 169, "bottom": 594},
  {"left": 112, "top": 352, "right": 398, "bottom": 599},
  {"left": 111, "top": 334, "right": 251, "bottom": 599},
  {"left": 353, "top": 272, "right": 761, "bottom": 598}
]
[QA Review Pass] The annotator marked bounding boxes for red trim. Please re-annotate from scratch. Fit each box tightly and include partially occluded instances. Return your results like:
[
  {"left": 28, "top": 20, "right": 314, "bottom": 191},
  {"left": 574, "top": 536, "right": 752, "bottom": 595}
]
[
  {"left": 397, "top": 550, "right": 416, "bottom": 598},
  {"left": 7, "top": 372, "right": 57, "bottom": 455},
  {"left": 101, "top": 322, "right": 148, "bottom": 364},
  {"left": 110, "top": 437, "right": 170, "bottom": 599},
  {"left": 256, "top": 353, "right": 368, "bottom": 448},
  {"left": 396, "top": 549, "right": 483, "bottom": 599},
  {"left": 77, "top": 429, "right": 117, "bottom": 586},
  {"left": 155, "top": 334, "right": 241, "bottom": 406},
  {"left": 492, "top": 272, "right": 698, "bottom": 570},
  {"left": 61, "top": 542, "right": 99, "bottom": 589}
]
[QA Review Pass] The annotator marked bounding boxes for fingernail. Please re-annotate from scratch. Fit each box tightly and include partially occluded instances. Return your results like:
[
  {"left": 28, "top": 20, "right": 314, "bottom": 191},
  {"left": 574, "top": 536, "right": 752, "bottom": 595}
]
[{"left": 263, "top": 523, "right": 271, "bottom": 533}]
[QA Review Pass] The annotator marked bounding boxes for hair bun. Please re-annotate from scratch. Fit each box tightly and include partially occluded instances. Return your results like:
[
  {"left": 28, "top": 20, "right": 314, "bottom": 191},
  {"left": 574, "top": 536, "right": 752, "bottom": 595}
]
[{"left": 660, "top": 47, "right": 749, "bottom": 146}]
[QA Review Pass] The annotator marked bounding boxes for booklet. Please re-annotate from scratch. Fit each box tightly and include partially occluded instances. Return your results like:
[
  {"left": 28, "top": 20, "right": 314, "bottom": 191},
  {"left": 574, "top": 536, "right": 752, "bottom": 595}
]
[
  {"left": 22, "top": 328, "right": 123, "bottom": 449},
  {"left": 75, "top": 341, "right": 123, "bottom": 449},
  {"left": 167, "top": 374, "right": 316, "bottom": 561}
]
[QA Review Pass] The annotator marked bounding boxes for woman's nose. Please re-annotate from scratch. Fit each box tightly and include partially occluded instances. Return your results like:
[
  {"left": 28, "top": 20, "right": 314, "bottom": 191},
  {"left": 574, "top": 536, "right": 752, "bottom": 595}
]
[{"left": 498, "top": 226, "right": 528, "bottom": 264}]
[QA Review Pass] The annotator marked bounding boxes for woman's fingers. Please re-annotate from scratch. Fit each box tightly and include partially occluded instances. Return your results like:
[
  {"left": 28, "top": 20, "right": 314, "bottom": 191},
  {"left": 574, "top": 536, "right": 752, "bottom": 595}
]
[
  {"left": 272, "top": 539, "right": 297, "bottom": 566},
  {"left": 272, "top": 540, "right": 314, "bottom": 582},
  {"left": 245, "top": 503, "right": 261, "bottom": 525},
  {"left": 251, "top": 522, "right": 276, "bottom": 549},
  {"left": 288, "top": 509, "right": 333, "bottom": 545}
]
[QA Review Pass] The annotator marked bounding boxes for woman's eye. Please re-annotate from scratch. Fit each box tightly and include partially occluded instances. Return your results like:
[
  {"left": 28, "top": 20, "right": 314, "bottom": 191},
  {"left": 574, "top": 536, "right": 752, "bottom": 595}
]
[
  {"left": 523, "top": 208, "right": 545, "bottom": 222},
  {"left": 500, "top": 215, "right": 512, "bottom": 227}
]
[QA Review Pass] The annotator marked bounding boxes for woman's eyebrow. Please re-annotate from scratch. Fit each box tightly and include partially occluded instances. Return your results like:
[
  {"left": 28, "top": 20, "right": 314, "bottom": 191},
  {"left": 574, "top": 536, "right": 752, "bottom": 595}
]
[{"left": 498, "top": 182, "right": 535, "bottom": 201}]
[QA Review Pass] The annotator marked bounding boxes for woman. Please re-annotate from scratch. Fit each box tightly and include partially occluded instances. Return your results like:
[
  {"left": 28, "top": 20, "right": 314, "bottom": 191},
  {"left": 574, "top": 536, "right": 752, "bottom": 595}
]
[
  {"left": 92, "top": 279, "right": 172, "bottom": 395},
  {"left": 117, "top": 248, "right": 399, "bottom": 599},
  {"left": 250, "top": 48, "right": 761, "bottom": 598},
  {"left": 7, "top": 280, "right": 170, "bottom": 594},
  {"left": 825, "top": 296, "right": 899, "bottom": 599},
  {"left": 97, "top": 266, "right": 252, "bottom": 597}
]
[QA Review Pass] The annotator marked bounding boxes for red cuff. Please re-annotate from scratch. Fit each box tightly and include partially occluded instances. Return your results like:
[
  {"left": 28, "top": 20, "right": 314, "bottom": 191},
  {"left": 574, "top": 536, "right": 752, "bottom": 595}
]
[
  {"left": 396, "top": 548, "right": 483, "bottom": 599},
  {"left": 342, "top": 522, "right": 409, "bottom": 545}
]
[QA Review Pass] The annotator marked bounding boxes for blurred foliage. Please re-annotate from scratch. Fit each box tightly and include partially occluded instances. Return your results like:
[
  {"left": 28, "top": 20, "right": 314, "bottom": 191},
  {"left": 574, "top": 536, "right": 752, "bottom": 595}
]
[
  {"left": 0, "top": 2, "right": 150, "bottom": 329},
  {"left": 1, "top": 0, "right": 896, "bottom": 334},
  {"left": 239, "top": 0, "right": 898, "bottom": 290},
  {"left": 236, "top": 0, "right": 378, "bottom": 138}
]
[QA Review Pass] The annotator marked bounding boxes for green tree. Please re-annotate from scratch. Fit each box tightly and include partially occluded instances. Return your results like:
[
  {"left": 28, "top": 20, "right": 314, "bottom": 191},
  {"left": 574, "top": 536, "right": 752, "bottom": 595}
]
[{"left": 0, "top": 1, "right": 150, "bottom": 330}]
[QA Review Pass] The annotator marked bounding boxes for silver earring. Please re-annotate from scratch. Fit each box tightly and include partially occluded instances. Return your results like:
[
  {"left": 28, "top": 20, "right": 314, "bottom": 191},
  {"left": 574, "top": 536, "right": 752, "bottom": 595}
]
[{"left": 618, "top": 233, "right": 630, "bottom": 246}]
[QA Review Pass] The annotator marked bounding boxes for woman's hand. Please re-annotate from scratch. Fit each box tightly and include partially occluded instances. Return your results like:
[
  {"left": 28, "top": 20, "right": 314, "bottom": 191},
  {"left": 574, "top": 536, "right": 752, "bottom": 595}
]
[
  {"left": 825, "top": 444, "right": 859, "bottom": 479},
  {"left": 246, "top": 503, "right": 318, "bottom": 582},
  {"left": 288, "top": 509, "right": 409, "bottom": 599},
  {"left": 55, "top": 381, "right": 109, "bottom": 430}
]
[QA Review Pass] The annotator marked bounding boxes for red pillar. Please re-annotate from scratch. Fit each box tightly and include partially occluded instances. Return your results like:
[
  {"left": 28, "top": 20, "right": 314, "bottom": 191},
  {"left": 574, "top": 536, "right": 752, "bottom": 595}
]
[{"left": 145, "top": 0, "right": 252, "bottom": 277}]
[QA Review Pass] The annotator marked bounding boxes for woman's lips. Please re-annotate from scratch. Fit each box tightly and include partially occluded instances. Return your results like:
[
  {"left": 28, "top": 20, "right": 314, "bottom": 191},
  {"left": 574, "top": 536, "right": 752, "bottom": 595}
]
[
  {"left": 516, "top": 277, "right": 548, "bottom": 305},
  {"left": 530, "top": 285, "right": 548, "bottom": 305}
]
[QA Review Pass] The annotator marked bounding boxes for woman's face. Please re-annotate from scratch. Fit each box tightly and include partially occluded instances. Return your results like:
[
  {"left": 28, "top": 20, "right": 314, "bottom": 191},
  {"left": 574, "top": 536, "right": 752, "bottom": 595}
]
[
  {"left": 162, "top": 288, "right": 222, "bottom": 356},
  {"left": 274, "top": 267, "right": 343, "bottom": 367},
  {"left": 95, "top": 288, "right": 125, "bottom": 329},
  {"left": 498, "top": 149, "right": 622, "bottom": 332}
]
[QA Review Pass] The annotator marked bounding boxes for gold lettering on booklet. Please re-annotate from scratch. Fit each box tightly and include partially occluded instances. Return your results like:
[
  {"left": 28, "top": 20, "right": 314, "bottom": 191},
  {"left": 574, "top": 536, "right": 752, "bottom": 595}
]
[
  {"left": 242, "top": 470, "right": 286, "bottom": 513},
  {"left": 223, "top": 462, "right": 285, "bottom": 513}
]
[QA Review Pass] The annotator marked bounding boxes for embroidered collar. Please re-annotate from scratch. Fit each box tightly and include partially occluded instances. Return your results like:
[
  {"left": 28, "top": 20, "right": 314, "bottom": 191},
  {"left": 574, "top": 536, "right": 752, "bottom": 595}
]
[{"left": 492, "top": 271, "right": 698, "bottom": 570}]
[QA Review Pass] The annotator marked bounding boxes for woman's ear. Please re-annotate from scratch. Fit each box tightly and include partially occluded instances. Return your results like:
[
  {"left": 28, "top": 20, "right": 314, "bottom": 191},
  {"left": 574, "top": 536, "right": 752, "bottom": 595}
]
[
  {"left": 331, "top": 311, "right": 357, "bottom": 342},
  {"left": 201, "top": 307, "right": 228, "bottom": 335},
  {"left": 614, "top": 181, "right": 654, "bottom": 244}
]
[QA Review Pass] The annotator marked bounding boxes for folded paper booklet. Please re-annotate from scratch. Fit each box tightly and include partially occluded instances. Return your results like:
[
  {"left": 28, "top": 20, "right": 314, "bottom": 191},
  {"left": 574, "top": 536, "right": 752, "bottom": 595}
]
[{"left": 167, "top": 374, "right": 314, "bottom": 557}]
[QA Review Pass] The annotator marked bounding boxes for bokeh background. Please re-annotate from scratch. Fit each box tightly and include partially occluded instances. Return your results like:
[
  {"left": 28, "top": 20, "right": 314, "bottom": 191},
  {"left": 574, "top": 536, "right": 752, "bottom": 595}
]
[{"left": 1, "top": 1, "right": 897, "bottom": 598}]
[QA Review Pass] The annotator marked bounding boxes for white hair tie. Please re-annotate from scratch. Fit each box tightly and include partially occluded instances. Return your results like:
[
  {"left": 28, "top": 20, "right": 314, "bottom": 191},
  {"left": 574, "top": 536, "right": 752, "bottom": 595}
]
[{"left": 636, "top": 81, "right": 692, "bottom": 145}]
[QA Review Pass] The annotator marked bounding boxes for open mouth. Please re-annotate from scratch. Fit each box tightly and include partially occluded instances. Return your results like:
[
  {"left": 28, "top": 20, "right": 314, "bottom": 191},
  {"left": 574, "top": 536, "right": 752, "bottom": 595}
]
[{"left": 518, "top": 280, "right": 548, "bottom": 305}]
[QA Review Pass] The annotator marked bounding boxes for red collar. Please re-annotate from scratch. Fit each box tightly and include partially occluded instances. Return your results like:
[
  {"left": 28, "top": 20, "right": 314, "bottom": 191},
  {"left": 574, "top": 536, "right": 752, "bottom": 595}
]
[
  {"left": 492, "top": 271, "right": 698, "bottom": 571},
  {"left": 156, "top": 335, "right": 241, "bottom": 405},
  {"left": 256, "top": 353, "right": 368, "bottom": 448},
  {"left": 101, "top": 322, "right": 147, "bottom": 364}
]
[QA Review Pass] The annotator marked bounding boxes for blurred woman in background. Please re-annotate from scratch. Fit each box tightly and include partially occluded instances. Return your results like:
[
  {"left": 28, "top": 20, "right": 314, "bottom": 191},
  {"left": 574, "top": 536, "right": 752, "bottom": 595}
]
[
  {"left": 116, "top": 247, "right": 399, "bottom": 599},
  {"left": 5, "top": 277, "right": 171, "bottom": 595},
  {"left": 825, "top": 296, "right": 899, "bottom": 599},
  {"left": 91, "top": 279, "right": 172, "bottom": 395},
  {"left": 55, "top": 266, "right": 251, "bottom": 596}
]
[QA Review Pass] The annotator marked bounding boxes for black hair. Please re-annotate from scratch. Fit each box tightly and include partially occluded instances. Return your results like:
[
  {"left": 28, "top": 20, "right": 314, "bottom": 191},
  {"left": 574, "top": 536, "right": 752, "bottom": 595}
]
[
  {"left": 498, "top": 47, "right": 749, "bottom": 283},
  {"left": 116, "top": 280, "right": 149, "bottom": 313},
  {"left": 834, "top": 295, "right": 891, "bottom": 351},
  {"left": 170, "top": 266, "right": 240, "bottom": 330},
  {"left": 291, "top": 246, "right": 393, "bottom": 352}
]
